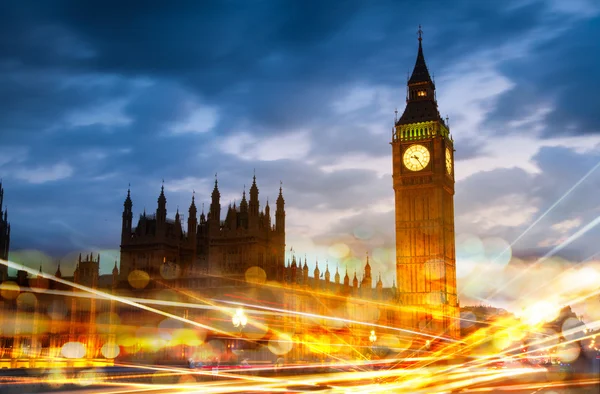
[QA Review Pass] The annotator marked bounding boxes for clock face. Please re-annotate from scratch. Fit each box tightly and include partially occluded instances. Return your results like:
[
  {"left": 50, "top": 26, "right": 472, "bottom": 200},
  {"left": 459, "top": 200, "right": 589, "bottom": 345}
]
[
  {"left": 445, "top": 147, "right": 452, "bottom": 175},
  {"left": 403, "top": 144, "right": 430, "bottom": 171}
]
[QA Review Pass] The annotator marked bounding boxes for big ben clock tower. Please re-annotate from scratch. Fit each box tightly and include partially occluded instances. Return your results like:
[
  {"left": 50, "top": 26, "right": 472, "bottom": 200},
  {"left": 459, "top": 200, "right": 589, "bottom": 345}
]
[{"left": 391, "top": 28, "right": 459, "bottom": 339}]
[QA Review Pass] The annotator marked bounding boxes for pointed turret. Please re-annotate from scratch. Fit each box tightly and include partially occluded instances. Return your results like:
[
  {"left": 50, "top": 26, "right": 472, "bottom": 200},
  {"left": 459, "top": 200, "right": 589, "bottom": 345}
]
[
  {"left": 121, "top": 185, "right": 133, "bottom": 244},
  {"left": 209, "top": 174, "right": 221, "bottom": 233},
  {"left": 265, "top": 198, "right": 271, "bottom": 229},
  {"left": 343, "top": 268, "right": 350, "bottom": 287},
  {"left": 353, "top": 271, "right": 359, "bottom": 289},
  {"left": 324, "top": 263, "right": 330, "bottom": 289},
  {"left": 362, "top": 252, "right": 373, "bottom": 288},
  {"left": 334, "top": 265, "right": 340, "bottom": 285},
  {"left": 275, "top": 182, "right": 285, "bottom": 233},
  {"left": 188, "top": 192, "right": 198, "bottom": 245},
  {"left": 112, "top": 260, "right": 119, "bottom": 288},
  {"left": 55, "top": 262, "right": 62, "bottom": 279},
  {"left": 156, "top": 181, "right": 167, "bottom": 230},
  {"left": 302, "top": 256, "right": 309, "bottom": 285},
  {"left": 249, "top": 172, "right": 259, "bottom": 228},
  {"left": 313, "top": 260, "right": 320, "bottom": 289}
]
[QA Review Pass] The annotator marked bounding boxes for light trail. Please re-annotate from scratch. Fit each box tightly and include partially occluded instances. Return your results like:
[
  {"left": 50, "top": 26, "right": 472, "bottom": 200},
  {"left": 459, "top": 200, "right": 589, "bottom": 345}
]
[
  {"left": 486, "top": 213, "right": 600, "bottom": 300},
  {"left": 492, "top": 159, "right": 600, "bottom": 265},
  {"left": 214, "top": 299, "right": 463, "bottom": 344}
]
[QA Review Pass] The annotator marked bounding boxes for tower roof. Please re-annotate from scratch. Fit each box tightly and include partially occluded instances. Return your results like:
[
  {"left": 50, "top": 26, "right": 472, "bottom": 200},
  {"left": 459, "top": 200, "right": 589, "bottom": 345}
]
[
  {"left": 396, "top": 26, "right": 443, "bottom": 127},
  {"left": 408, "top": 26, "right": 432, "bottom": 85}
]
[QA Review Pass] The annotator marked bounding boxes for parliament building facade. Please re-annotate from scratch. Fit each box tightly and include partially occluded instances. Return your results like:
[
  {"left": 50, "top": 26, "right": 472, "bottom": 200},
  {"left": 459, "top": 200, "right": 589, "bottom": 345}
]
[{"left": 0, "top": 32, "right": 460, "bottom": 367}]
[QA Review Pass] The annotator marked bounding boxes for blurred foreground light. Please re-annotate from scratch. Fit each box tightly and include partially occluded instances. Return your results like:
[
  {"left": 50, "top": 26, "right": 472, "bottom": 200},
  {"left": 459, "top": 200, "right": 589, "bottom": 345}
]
[
  {"left": 0, "top": 281, "right": 20, "bottom": 299},
  {"left": 328, "top": 243, "right": 350, "bottom": 259},
  {"left": 268, "top": 333, "right": 293, "bottom": 355},
  {"left": 557, "top": 342, "right": 580, "bottom": 363},
  {"left": 483, "top": 237, "right": 511, "bottom": 267},
  {"left": 101, "top": 343, "right": 120, "bottom": 359},
  {"left": 128, "top": 269, "right": 150, "bottom": 289},
  {"left": 523, "top": 301, "right": 559, "bottom": 327},
  {"left": 61, "top": 342, "right": 86, "bottom": 359},
  {"left": 245, "top": 266, "right": 266, "bottom": 285}
]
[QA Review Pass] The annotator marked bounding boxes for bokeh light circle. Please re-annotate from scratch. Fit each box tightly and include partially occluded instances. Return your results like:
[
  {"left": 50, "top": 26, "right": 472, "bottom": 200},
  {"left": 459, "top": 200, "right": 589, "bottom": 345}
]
[
  {"left": 101, "top": 343, "right": 120, "bottom": 359},
  {"left": 61, "top": 342, "right": 86, "bottom": 359},
  {"left": 482, "top": 237, "right": 511, "bottom": 267},
  {"left": 268, "top": 333, "right": 294, "bottom": 355},
  {"left": 328, "top": 243, "right": 350, "bottom": 259},
  {"left": 557, "top": 342, "right": 580, "bottom": 363},
  {"left": 353, "top": 226, "right": 374, "bottom": 240},
  {"left": 128, "top": 269, "right": 150, "bottom": 289},
  {"left": 0, "top": 281, "right": 20, "bottom": 299},
  {"left": 245, "top": 266, "right": 267, "bottom": 285}
]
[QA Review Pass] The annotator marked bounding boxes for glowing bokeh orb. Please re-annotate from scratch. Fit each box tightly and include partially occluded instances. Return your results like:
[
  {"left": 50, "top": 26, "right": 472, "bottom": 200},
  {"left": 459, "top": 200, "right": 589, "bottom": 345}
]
[
  {"left": 492, "top": 331, "right": 512, "bottom": 350},
  {"left": 47, "top": 299, "right": 68, "bottom": 320},
  {"left": 16, "top": 292, "right": 37, "bottom": 307},
  {"left": 561, "top": 317, "right": 585, "bottom": 341},
  {"left": 353, "top": 226, "right": 374, "bottom": 240},
  {"left": 128, "top": 269, "right": 150, "bottom": 289},
  {"left": 46, "top": 369, "right": 66, "bottom": 389},
  {"left": 95, "top": 312, "right": 121, "bottom": 334},
  {"left": 268, "top": 333, "right": 294, "bottom": 355},
  {"left": 482, "top": 237, "right": 511, "bottom": 267},
  {"left": 0, "top": 281, "right": 20, "bottom": 299},
  {"left": 61, "top": 342, "right": 86, "bottom": 359},
  {"left": 328, "top": 243, "right": 350, "bottom": 259},
  {"left": 101, "top": 343, "right": 120, "bottom": 359},
  {"left": 158, "top": 317, "right": 184, "bottom": 340},
  {"left": 523, "top": 301, "right": 559, "bottom": 327},
  {"left": 245, "top": 266, "right": 267, "bottom": 285},
  {"left": 557, "top": 342, "right": 580, "bottom": 363},
  {"left": 455, "top": 234, "right": 484, "bottom": 278}
]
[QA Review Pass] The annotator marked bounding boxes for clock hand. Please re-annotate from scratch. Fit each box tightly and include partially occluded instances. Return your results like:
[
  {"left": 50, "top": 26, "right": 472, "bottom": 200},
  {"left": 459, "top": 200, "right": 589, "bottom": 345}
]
[{"left": 412, "top": 155, "right": 423, "bottom": 167}]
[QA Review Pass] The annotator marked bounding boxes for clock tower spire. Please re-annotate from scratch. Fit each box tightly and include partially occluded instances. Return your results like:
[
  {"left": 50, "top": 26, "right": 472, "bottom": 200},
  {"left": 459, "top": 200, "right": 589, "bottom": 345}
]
[{"left": 391, "top": 27, "right": 459, "bottom": 339}]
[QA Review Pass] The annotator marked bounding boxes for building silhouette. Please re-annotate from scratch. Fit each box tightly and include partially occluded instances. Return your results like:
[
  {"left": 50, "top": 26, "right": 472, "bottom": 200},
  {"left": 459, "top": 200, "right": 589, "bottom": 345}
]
[
  {"left": 119, "top": 175, "right": 286, "bottom": 288},
  {"left": 391, "top": 27, "right": 460, "bottom": 338},
  {"left": 0, "top": 181, "right": 10, "bottom": 281}
]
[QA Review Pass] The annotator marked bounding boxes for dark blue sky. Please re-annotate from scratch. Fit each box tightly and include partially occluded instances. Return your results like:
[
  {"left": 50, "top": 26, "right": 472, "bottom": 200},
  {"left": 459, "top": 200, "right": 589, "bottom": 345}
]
[{"left": 1, "top": 0, "right": 600, "bottom": 305}]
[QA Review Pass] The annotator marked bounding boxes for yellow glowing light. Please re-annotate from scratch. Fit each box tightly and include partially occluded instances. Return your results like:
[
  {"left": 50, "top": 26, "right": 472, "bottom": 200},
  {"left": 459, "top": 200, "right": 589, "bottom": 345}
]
[
  {"left": 100, "top": 343, "right": 120, "bottom": 359},
  {"left": 557, "top": 342, "right": 580, "bottom": 363},
  {"left": 523, "top": 301, "right": 559, "bottom": 327},
  {"left": 328, "top": 243, "right": 350, "bottom": 259},
  {"left": 268, "top": 333, "right": 294, "bottom": 355},
  {"left": 61, "top": 342, "right": 86, "bottom": 359},
  {"left": 245, "top": 266, "right": 267, "bottom": 285},
  {"left": 0, "top": 281, "right": 20, "bottom": 299},
  {"left": 128, "top": 269, "right": 150, "bottom": 289}
]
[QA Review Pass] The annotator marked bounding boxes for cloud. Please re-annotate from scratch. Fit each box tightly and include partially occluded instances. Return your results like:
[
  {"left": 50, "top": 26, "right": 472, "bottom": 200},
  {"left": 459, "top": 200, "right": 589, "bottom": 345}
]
[
  {"left": 13, "top": 162, "right": 74, "bottom": 184},
  {"left": 219, "top": 130, "right": 312, "bottom": 161}
]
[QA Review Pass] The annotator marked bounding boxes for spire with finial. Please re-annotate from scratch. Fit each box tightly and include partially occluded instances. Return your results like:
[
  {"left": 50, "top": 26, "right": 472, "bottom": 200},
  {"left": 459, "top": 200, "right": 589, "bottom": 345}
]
[
  {"left": 396, "top": 25, "right": 442, "bottom": 129},
  {"left": 55, "top": 262, "right": 62, "bottom": 279},
  {"left": 112, "top": 260, "right": 119, "bottom": 275},
  {"left": 334, "top": 264, "right": 340, "bottom": 284}
]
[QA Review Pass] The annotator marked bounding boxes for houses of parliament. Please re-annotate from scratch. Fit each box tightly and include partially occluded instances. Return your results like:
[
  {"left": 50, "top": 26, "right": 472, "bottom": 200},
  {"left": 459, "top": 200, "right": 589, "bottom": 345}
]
[{"left": 0, "top": 30, "right": 460, "bottom": 366}]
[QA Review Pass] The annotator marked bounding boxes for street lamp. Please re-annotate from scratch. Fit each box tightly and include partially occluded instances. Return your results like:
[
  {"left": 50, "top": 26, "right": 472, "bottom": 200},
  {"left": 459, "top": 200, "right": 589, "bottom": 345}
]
[
  {"left": 369, "top": 330, "right": 377, "bottom": 357},
  {"left": 232, "top": 308, "right": 248, "bottom": 350}
]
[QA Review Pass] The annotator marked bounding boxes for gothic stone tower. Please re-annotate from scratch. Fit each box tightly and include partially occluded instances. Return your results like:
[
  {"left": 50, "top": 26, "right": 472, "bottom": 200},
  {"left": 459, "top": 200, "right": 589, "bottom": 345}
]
[
  {"left": 0, "top": 181, "right": 10, "bottom": 281},
  {"left": 391, "top": 29, "right": 459, "bottom": 339}
]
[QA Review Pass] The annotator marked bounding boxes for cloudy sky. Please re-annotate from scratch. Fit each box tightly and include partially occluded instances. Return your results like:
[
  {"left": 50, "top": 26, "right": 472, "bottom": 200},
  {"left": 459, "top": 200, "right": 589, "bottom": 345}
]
[{"left": 1, "top": 0, "right": 600, "bottom": 311}]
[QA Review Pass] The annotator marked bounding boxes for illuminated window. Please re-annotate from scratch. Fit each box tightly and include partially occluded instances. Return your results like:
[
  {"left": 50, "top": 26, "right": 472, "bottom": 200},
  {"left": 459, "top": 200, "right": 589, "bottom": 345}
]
[{"left": 417, "top": 90, "right": 427, "bottom": 97}]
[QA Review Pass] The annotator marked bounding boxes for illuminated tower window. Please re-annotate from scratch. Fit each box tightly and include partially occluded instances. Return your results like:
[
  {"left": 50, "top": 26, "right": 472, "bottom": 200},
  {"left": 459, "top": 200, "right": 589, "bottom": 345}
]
[{"left": 417, "top": 90, "right": 426, "bottom": 97}]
